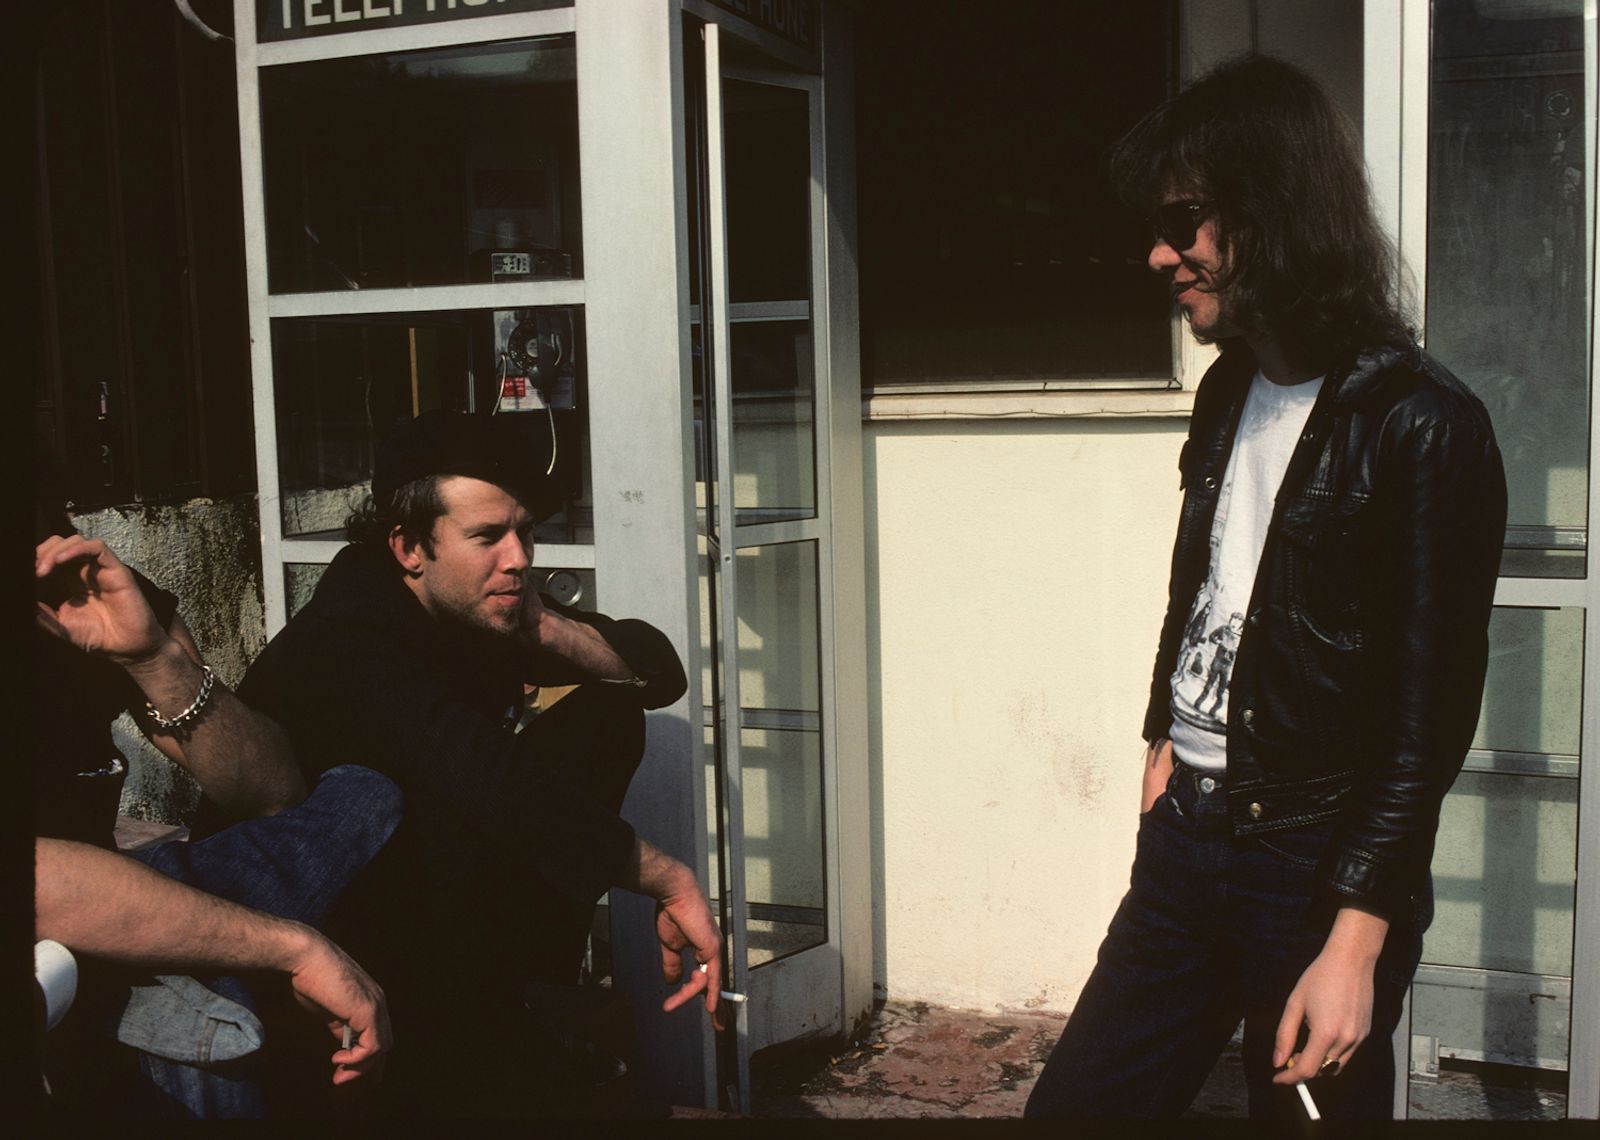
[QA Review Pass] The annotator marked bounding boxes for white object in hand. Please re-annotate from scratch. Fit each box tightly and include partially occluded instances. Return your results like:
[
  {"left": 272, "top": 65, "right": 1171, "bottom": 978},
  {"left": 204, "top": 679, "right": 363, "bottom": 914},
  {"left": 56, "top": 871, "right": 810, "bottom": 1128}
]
[
  {"left": 1296, "top": 1080, "right": 1321, "bottom": 1120},
  {"left": 35, "top": 940, "right": 78, "bottom": 1032},
  {"left": 698, "top": 961, "right": 748, "bottom": 1003}
]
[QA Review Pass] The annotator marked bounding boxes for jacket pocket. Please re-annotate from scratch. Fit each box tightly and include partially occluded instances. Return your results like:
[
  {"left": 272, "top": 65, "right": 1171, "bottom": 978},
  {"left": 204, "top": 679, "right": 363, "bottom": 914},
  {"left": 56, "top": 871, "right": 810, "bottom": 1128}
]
[{"left": 1279, "top": 495, "right": 1371, "bottom": 649}]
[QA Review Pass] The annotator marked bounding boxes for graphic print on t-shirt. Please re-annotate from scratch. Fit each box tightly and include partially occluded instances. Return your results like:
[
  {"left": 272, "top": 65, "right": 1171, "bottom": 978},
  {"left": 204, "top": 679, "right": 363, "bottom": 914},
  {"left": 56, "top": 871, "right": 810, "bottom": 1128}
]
[
  {"left": 1172, "top": 567, "right": 1242, "bottom": 734},
  {"left": 1167, "top": 370, "right": 1324, "bottom": 771}
]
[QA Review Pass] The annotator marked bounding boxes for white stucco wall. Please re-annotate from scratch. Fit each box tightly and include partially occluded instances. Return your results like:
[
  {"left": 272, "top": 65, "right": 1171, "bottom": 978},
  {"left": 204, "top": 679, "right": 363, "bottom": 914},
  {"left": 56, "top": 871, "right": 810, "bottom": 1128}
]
[{"left": 865, "top": 415, "right": 1188, "bottom": 1013}]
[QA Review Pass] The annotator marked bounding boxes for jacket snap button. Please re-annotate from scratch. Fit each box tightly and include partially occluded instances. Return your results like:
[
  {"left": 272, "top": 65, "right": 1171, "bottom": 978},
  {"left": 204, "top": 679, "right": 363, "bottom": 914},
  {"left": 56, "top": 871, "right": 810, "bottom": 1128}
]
[
  {"left": 1241, "top": 707, "right": 1255, "bottom": 728},
  {"left": 1246, "top": 611, "right": 1260, "bottom": 626},
  {"left": 1203, "top": 475, "right": 1218, "bottom": 490},
  {"left": 1249, "top": 802, "right": 1263, "bottom": 819}
]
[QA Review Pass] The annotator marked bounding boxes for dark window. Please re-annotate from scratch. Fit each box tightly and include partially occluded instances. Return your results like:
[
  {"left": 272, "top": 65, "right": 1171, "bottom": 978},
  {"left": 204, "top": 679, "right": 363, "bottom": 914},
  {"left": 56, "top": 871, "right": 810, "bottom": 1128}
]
[
  {"left": 856, "top": 1, "right": 1176, "bottom": 389},
  {"left": 34, "top": 0, "right": 254, "bottom": 510}
]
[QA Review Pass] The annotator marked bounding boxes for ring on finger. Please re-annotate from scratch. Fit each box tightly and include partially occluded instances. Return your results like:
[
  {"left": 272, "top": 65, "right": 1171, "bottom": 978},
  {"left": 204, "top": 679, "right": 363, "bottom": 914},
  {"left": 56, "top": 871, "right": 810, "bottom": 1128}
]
[{"left": 1318, "top": 1058, "right": 1342, "bottom": 1078}]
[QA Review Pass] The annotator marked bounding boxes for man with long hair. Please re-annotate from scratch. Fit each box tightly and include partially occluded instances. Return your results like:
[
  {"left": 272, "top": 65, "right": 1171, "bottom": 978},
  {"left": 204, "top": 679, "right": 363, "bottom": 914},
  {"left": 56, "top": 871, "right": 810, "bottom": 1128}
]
[{"left": 1025, "top": 56, "right": 1505, "bottom": 1120}]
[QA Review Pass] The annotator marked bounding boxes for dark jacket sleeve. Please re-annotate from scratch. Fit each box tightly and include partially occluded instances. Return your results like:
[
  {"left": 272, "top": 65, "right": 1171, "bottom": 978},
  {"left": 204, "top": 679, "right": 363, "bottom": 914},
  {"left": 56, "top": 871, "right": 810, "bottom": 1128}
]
[
  {"left": 1315, "top": 403, "right": 1506, "bottom": 922},
  {"left": 242, "top": 615, "right": 638, "bottom": 908},
  {"left": 524, "top": 596, "right": 690, "bottom": 710}
]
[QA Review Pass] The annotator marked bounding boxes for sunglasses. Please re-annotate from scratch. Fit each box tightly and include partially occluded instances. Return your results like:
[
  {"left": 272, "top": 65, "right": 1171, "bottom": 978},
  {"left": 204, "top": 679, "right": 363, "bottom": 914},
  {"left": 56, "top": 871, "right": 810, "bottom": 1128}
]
[{"left": 1150, "top": 200, "right": 1213, "bottom": 252}]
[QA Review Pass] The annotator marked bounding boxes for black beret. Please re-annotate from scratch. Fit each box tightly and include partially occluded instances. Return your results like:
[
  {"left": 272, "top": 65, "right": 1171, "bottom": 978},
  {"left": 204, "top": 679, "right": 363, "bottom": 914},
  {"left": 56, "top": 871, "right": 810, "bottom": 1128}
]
[{"left": 373, "top": 410, "right": 560, "bottom": 521}]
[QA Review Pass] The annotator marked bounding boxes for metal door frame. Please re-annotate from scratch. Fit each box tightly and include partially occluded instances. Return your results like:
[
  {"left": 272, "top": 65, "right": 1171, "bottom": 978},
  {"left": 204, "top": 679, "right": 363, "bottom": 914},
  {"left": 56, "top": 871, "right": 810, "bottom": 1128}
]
[
  {"left": 697, "top": 10, "right": 869, "bottom": 1110},
  {"left": 1365, "top": 0, "right": 1600, "bottom": 1119}
]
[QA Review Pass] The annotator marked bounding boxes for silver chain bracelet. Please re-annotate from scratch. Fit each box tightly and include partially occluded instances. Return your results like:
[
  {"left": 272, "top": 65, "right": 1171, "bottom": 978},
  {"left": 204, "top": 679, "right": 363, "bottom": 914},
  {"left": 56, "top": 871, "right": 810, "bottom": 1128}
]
[{"left": 144, "top": 664, "right": 216, "bottom": 732}]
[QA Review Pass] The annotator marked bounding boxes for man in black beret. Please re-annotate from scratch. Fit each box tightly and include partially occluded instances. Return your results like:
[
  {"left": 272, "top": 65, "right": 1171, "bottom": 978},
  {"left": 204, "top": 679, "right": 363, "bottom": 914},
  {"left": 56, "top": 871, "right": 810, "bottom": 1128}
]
[{"left": 237, "top": 410, "right": 721, "bottom": 1118}]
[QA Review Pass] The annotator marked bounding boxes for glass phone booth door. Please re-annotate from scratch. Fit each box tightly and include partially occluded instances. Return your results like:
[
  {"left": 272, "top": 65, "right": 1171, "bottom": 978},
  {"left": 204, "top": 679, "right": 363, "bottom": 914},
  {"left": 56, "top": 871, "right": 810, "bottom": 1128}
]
[
  {"left": 235, "top": 0, "right": 868, "bottom": 1113},
  {"left": 688, "top": 21, "right": 853, "bottom": 1112}
]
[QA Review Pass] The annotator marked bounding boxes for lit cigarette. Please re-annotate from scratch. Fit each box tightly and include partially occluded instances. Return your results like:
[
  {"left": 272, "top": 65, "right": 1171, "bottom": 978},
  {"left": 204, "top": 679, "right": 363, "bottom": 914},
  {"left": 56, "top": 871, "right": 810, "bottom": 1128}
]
[
  {"left": 698, "top": 961, "right": 748, "bottom": 1003},
  {"left": 1296, "top": 1080, "right": 1321, "bottom": 1121}
]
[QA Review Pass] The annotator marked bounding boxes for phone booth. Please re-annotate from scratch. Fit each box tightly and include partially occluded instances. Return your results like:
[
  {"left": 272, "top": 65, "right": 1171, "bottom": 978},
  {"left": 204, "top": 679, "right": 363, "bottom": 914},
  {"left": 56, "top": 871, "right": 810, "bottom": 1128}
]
[{"left": 233, "top": 0, "right": 870, "bottom": 1111}]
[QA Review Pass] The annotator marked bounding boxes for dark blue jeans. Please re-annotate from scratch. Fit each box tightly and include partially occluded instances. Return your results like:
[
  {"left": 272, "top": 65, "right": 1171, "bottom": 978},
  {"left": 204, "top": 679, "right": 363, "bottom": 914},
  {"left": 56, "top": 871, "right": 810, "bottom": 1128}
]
[
  {"left": 93, "top": 765, "right": 402, "bottom": 1119},
  {"left": 1024, "top": 760, "right": 1424, "bottom": 1121}
]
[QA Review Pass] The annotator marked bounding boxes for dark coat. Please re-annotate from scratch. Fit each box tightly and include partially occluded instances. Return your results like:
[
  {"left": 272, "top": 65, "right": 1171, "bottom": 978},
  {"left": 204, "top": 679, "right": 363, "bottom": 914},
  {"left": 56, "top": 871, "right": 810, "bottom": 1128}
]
[
  {"left": 241, "top": 542, "right": 687, "bottom": 911},
  {"left": 1143, "top": 338, "right": 1506, "bottom": 926}
]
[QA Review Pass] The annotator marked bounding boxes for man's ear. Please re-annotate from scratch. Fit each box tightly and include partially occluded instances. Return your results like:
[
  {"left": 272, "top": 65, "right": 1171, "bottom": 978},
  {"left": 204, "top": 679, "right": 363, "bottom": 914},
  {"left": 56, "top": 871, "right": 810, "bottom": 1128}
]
[{"left": 388, "top": 526, "right": 425, "bottom": 577}]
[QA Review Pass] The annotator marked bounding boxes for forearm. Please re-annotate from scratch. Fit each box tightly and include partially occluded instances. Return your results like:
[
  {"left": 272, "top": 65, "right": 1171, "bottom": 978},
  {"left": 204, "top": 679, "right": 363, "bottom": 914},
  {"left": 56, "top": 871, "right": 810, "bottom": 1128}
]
[
  {"left": 128, "top": 638, "right": 306, "bottom": 817},
  {"left": 35, "top": 838, "right": 314, "bottom": 974},
  {"left": 531, "top": 610, "right": 637, "bottom": 683},
  {"left": 615, "top": 836, "right": 698, "bottom": 901},
  {"left": 524, "top": 605, "right": 688, "bottom": 704},
  {"left": 1322, "top": 905, "right": 1388, "bottom": 966}
]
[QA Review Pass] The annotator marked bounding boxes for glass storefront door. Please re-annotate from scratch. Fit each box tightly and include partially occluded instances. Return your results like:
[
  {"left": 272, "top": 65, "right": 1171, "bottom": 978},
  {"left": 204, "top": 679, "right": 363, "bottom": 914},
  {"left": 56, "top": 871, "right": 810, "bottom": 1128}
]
[
  {"left": 1368, "top": 0, "right": 1599, "bottom": 1119},
  {"left": 234, "top": 0, "right": 866, "bottom": 1111}
]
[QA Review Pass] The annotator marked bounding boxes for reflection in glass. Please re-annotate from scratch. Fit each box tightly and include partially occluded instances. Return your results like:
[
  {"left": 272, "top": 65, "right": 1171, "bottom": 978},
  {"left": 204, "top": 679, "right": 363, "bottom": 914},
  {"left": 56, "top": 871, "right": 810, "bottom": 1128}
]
[
  {"left": 1427, "top": 771, "right": 1577, "bottom": 977},
  {"left": 1427, "top": 1, "right": 1589, "bottom": 573},
  {"left": 700, "top": 541, "right": 827, "bottom": 970},
  {"left": 724, "top": 80, "right": 811, "bottom": 304},
  {"left": 730, "top": 321, "right": 816, "bottom": 520},
  {"left": 717, "top": 78, "right": 819, "bottom": 521},
  {"left": 1470, "top": 607, "right": 1582, "bottom": 757},
  {"left": 262, "top": 36, "right": 580, "bottom": 293},
  {"left": 704, "top": 727, "right": 826, "bottom": 968},
  {"left": 734, "top": 543, "right": 825, "bottom": 966},
  {"left": 692, "top": 321, "right": 818, "bottom": 525},
  {"left": 1413, "top": 600, "right": 1581, "bottom": 1091},
  {"left": 1413, "top": 765, "right": 1577, "bottom": 1084},
  {"left": 271, "top": 308, "right": 590, "bottom": 541}
]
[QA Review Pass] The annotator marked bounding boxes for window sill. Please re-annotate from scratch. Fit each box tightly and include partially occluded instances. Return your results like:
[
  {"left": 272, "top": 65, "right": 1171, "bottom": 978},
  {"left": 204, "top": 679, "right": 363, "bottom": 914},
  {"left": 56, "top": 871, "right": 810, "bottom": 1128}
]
[{"left": 862, "top": 385, "right": 1197, "bottom": 423}]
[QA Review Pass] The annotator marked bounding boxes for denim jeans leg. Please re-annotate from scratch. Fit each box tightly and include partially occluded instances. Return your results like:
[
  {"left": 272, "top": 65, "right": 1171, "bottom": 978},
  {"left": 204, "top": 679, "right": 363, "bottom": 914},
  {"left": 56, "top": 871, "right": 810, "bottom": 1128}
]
[
  {"left": 114, "top": 765, "right": 403, "bottom": 1118},
  {"left": 134, "top": 765, "right": 403, "bottom": 925},
  {"left": 1025, "top": 785, "right": 1242, "bottom": 1118},
  {"left": 1227, "top": 822, "right": 1424, "bottom": 1122}
]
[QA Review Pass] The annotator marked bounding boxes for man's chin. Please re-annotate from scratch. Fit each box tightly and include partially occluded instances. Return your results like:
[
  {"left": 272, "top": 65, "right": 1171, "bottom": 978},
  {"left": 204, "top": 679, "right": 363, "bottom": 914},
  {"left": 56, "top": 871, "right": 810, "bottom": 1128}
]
[{"left": 447, "top": 609, "right": 522, "bottom": 645}]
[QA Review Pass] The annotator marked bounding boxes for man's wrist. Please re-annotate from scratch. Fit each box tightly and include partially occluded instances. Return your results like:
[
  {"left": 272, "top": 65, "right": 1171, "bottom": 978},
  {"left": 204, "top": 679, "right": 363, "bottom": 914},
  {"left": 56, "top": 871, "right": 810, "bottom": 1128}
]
[
  {"left": 119, "top": 634, "right": 187, "bottom": 677},
  {"left": 1324, "top": 905, "right": 1389, "bottom": 965},
  {"left": 261, "top": 917, "right": 319, "bottom": 975},
  {"left": 628, "top": 838, "right": 695, "bottom": 900}
]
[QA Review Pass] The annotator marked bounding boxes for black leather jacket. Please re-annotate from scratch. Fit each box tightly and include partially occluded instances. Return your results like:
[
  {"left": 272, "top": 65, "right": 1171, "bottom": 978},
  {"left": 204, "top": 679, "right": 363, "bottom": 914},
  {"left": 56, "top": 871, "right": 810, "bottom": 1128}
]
[{"left": 1142, "top": 337, "right": 1506, "bottom": 926}]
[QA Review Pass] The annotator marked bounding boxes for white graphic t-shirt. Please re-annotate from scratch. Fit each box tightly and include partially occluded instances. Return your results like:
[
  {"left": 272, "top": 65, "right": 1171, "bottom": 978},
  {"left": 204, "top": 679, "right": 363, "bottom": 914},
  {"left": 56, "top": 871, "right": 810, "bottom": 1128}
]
[{"left": 1168, "top": 370, "right": 1324, "bottom": 772}]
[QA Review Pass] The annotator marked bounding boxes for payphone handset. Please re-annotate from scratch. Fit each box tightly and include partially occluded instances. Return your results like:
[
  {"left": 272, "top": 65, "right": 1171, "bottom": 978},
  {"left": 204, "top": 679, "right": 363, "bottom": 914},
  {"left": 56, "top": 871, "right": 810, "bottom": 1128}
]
[{"left": 492, "top": 308, "right": 576, "bottom": 414}]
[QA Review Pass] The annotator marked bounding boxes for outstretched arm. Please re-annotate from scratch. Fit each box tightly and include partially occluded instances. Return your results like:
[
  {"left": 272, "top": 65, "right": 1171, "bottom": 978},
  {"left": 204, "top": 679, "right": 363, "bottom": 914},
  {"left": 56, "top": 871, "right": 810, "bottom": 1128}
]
[
  {"left": 36, "top": 838, "right": 389, "bottom": 1085},
  {"left": 35, "top": 534, "right": 304, "bottom": 817},
  {"left": 615, "top": 837, "right": 725, "bottom": 1031}
]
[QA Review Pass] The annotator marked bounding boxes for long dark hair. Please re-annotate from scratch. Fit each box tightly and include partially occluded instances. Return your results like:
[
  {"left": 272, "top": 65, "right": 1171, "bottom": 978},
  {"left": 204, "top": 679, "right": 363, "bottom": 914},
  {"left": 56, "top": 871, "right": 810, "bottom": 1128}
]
[{"left": 1109, "top": 55, "right": 1413, "bottom": 362}]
